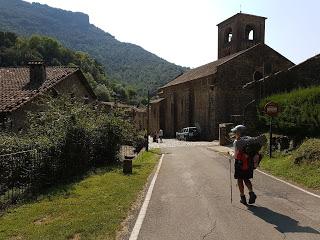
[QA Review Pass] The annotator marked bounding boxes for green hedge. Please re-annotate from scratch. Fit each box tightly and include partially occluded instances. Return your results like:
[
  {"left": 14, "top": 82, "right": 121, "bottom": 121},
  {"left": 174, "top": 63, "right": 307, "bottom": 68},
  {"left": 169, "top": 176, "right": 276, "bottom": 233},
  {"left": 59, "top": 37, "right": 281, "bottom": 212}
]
[
  {"left": 0, "top": 96, "right": 143, "bottom": 203},
  {"left": 258, "top": 86, "right": 320, "bottom": 138}
]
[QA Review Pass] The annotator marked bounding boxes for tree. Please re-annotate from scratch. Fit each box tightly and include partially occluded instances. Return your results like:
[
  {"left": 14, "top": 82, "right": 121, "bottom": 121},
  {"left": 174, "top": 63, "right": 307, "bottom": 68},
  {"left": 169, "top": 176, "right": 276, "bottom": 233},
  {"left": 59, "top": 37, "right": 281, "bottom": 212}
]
[{"left": 95, "top": 84, "right": 111, "bottom": 102}]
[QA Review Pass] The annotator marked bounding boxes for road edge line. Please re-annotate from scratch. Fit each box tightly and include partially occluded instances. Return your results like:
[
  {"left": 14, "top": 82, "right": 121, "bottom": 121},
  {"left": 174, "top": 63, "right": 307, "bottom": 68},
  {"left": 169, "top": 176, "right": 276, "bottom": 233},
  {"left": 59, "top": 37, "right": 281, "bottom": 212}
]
[
  {"left": 256, "top": 168, "right": 320, "bottom": 199},
  {"left": 129, "top": 153, "right": 164, "bottom": 240},
  {"left": 214, "top": 149, "right": 320, "bottom": 199}
]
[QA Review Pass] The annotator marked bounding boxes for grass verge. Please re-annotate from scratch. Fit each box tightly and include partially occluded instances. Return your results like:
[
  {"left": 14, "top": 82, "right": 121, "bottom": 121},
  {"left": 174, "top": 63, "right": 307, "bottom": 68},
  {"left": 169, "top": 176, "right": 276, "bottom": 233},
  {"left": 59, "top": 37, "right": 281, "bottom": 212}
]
[
  {"left": 0, "top": 149, "right": 161, "bottom": 240},
  {"left": 260, "top": 155, "right": 320, "bottom": 190}
]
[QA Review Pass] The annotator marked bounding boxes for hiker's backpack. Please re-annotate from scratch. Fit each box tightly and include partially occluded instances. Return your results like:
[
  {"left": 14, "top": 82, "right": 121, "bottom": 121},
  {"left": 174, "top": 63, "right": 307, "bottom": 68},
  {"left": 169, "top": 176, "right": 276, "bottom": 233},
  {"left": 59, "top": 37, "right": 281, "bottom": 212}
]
[
  {"left": 235, "top": 150, "right": 250, "bottom": 171},
  {"left": 244, "top": 142, "right": 262, "bottom": 157},
  {"left": 243, "top": 142, "right": 263, "bottom": 169}
]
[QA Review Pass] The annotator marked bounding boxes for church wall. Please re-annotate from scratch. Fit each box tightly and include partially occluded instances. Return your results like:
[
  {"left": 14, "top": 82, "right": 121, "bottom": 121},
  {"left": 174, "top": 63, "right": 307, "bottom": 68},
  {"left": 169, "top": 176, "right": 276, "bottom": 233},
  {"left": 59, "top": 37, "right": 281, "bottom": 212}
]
[{"left": 214, "top": 44, "right": 294, "bottom": 137}]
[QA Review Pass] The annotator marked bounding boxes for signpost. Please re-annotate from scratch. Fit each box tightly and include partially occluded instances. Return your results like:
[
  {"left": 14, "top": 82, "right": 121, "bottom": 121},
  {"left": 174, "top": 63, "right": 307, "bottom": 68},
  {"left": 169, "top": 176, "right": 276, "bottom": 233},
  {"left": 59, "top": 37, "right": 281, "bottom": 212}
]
[{"left": 264, "top": 102, "right": 279, "bottom": 158}]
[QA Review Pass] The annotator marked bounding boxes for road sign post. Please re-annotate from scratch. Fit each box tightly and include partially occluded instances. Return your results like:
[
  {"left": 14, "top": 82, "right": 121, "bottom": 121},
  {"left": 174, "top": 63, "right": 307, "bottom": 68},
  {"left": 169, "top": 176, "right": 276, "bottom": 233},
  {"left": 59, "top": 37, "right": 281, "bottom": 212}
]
[{"left": 264, "top": 102, "right": 279, "bottom": 158}]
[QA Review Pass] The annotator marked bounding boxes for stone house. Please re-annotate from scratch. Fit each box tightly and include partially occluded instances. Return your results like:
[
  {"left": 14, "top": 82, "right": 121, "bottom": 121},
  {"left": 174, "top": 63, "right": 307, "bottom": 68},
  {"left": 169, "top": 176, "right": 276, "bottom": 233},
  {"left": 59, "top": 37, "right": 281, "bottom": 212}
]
[
  {"left": 97, "top": 101, "right": 147, "bottom": 132},
  {"left": 98, "top": 101, "right": 133, "bottom": 113},
  {"left": 156, "top": 13, "right": 294, "bottom": 140},
  {"left": 132, "top": 107, "right": 147, "bottom": 131},
  {"left": 0, "top": 61, "right": 96, "bottom": 130}
]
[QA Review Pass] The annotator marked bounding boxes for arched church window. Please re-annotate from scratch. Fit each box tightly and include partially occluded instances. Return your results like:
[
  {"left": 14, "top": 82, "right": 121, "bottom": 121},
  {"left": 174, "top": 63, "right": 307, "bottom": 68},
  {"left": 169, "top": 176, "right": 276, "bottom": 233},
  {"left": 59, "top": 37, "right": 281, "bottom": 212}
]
[
  {"left": 224, "top": 28, "right": 232, "bottom": 43},
  {"left": 245, "top": 25, "right": 255, "bottom": 41},
  {"left": 248, "top": 30, "right": 254, "bottom": 40}
]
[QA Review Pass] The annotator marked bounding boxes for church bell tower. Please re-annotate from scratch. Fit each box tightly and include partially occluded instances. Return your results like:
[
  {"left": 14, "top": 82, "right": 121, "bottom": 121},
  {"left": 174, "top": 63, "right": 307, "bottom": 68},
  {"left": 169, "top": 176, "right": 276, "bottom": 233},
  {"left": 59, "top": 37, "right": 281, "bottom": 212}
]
[{"left": 217, "top": 13, "right": 267, "bottom": 59}]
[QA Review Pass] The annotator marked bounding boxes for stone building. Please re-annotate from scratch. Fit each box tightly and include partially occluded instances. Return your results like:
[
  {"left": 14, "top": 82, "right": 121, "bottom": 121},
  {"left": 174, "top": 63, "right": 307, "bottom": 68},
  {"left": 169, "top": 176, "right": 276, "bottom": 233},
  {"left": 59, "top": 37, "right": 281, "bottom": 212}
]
[
  {"left": 132, "top": 107, "right": 147, "bottom": 131},
  {"left": 149, "top": 98, "right": 164, "bottom": 135},
  {"left": 156, "top": 13, "right": 294, "bottom": 140},
  {"left": 0, "top": 61, "right": 96, "bottom": 130},
  {"left": 244, "top": 54, "right": 320, "bottom": 100},
  {"left": 98, "top": 101, "right": 147, "bottom": 132}
]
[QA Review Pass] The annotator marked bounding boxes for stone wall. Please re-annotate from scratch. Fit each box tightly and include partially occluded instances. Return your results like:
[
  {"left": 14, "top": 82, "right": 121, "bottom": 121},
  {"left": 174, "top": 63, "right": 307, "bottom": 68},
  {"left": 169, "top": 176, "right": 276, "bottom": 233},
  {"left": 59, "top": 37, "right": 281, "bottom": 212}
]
[
  {"left": 193, "top": 78, "right": 212, "bottom": 139},
  {"left": 218, "top": 14, "right": 266, "bottom": 59},
  {"left": 158, "top": 89, "right": 174, "bottom": 137},
  {"left": 214, "top": 44, "right": 293, "bottom": 136},
  {"left": 133, "top": 109, "right": 147, "bottom": 131},
  {"left": 54, "top": 71, "right": 95, "bottom": 101},
  {"left": 150, "top": 102, "right": 161, "bottom": 135},
  {"left": 159, "top": 76, "right": 214, "bottom": 139},
  {"left": 249, "top": 54, "right": 320, "bottom": 99}
]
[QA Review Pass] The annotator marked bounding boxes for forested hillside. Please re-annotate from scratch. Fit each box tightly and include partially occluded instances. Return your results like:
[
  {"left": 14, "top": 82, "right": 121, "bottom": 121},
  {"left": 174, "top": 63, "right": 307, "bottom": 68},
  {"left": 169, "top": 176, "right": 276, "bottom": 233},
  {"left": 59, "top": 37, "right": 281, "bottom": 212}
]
[
  {"left": 0, "top": 31, "right": 141, "bottom": 103},
  {"left": 0, "top": 0, "right": 187, "bottom": 94}
]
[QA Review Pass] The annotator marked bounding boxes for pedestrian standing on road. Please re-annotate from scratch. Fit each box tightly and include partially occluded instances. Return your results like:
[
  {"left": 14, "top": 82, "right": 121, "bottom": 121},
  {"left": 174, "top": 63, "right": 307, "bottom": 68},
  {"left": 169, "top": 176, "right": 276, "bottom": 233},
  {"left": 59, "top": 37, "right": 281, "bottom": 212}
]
[
  {"left": 231, "top": 125, "right": 266, "bottom": 205},
  {"left": 153, "top": 131, "right": 158, "bottom": 143},
  {"left": 159, "top": 129, "right": 163, "bottom": 143}
]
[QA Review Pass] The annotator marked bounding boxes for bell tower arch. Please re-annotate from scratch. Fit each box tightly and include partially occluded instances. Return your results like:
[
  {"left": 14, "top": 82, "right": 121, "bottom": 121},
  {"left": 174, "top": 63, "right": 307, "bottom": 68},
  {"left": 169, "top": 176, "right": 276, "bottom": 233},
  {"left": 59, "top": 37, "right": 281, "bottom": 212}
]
[{"left": 217, "top": 13, "right": 266, "bottom": 59}]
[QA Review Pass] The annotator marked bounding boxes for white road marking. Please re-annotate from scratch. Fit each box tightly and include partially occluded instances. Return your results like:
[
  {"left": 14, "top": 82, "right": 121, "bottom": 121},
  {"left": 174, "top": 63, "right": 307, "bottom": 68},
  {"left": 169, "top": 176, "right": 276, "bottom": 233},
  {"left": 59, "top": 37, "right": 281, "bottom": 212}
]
[
  {"left": 256, "top": 169, "right": 320, "bottom": 199},
  {"left": 129, "top": 153, "right": 164, "bottom": 240}
]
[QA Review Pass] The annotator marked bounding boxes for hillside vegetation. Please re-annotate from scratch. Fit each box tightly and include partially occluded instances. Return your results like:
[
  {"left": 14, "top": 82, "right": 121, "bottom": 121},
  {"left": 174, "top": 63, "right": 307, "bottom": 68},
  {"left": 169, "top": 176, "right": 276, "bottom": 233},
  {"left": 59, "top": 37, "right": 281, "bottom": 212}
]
[
  {"left": 292, "top": 138, "right": 320, "bottom": 164},
  {"left": 261, "top": 138, "right": 320, "bottom": 189},
  {"left": 258, "top": 86, "right": 320, "bottom": 138},
  {"left": 0, "top": 0, "right": 187, "bottom": 94}
]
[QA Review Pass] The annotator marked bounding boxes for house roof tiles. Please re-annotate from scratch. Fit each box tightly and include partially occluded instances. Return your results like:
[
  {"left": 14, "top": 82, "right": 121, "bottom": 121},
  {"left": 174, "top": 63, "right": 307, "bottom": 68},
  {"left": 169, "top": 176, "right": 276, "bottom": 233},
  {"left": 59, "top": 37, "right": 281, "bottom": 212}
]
[{"left": 0, "top": 67, "right": 78, "bottom": 112}]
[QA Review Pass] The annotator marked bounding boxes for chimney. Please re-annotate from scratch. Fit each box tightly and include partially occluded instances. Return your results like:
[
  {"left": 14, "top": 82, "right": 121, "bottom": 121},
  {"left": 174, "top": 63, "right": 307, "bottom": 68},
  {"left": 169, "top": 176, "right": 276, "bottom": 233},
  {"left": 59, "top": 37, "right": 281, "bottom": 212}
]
[{"left": 28, "top": 61, "right": 46, "bottom": 85}]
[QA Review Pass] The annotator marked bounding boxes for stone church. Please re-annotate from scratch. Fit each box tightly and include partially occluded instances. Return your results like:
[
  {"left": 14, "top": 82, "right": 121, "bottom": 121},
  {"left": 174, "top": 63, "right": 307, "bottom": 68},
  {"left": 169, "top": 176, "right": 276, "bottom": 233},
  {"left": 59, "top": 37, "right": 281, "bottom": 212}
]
[{"left": 151, "top": 13, "right": 294, "bottom": 140}]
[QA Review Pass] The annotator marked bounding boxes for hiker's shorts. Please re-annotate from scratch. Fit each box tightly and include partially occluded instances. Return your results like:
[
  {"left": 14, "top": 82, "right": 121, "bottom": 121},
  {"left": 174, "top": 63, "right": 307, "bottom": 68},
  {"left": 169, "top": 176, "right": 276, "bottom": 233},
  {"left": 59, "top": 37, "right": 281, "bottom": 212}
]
[{"left": 234, "top": 160, "right": 253, "bottom": 179}]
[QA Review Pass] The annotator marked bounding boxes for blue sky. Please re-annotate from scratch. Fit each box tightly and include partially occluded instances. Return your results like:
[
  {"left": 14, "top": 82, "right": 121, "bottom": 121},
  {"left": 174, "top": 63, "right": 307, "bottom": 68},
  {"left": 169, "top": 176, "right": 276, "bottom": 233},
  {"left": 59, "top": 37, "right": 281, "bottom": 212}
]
[{"left": 24, "top": 0, "right": 320, "bottom": 68}]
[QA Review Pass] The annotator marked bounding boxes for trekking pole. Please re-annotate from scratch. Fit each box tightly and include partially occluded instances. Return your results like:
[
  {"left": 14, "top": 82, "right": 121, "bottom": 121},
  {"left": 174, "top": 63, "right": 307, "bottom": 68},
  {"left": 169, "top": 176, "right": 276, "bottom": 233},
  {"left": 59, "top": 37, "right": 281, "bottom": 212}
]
[{"left": 229, "top": 153, "right": 233, "bottom": 204}]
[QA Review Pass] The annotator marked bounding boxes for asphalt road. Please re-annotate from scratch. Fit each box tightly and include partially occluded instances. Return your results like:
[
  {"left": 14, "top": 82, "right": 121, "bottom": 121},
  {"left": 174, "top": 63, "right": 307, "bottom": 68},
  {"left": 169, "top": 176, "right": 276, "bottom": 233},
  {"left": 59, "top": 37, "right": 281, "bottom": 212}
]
[{"left": 137, "top": 145, "right": 320, "bottom": 240}]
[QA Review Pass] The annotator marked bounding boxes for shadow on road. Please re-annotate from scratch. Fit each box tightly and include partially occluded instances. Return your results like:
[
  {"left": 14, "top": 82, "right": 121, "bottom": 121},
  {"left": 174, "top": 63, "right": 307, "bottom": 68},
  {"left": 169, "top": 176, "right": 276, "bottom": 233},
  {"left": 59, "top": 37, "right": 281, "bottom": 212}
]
[{"left": 247, "top": 205, "right": 320, "bottom": 235}]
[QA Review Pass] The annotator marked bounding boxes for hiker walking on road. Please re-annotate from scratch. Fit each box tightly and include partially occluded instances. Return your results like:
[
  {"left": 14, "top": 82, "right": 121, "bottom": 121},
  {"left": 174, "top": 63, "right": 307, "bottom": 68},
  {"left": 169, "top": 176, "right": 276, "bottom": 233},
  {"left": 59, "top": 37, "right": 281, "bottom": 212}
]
[{"left": 231, "top": 125, "right": 266, "bottom": 205}]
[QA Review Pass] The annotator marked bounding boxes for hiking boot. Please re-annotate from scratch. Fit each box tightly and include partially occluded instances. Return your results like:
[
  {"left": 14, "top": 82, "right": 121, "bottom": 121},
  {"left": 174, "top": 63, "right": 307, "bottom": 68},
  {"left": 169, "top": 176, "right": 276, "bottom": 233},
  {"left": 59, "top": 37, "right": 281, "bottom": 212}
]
[
  {"left": 248, "top": 192, "right": 257, "bottom": 204},
  {"left": 240, "top": 195, "right": 247, "bottom": 205}
]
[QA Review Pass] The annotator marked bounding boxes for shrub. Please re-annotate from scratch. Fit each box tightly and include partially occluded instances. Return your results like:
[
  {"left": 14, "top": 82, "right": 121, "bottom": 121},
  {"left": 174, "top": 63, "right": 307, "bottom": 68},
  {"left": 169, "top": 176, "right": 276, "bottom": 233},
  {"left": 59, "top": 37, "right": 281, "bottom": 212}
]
[
  {"left": 0, "top": 96, "right": 142, "bottom": 204},
  {"left": 95, "top": 84, "right": 111, "bottom": 101},
  {"left": 258, "top": 86, "right": 320, "bottom": 139},
  {"left": 292, "top": 139, "right": 320, "bottom": 164},
  {"left": 91, "top": 117, "right": 131, "bottom": 165}
]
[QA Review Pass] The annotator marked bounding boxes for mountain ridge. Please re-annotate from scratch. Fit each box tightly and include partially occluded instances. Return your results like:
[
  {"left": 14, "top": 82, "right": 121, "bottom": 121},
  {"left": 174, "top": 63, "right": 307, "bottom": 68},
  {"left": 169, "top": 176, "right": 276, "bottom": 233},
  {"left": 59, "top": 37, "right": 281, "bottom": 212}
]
[{"left": 0, "top": 0, "right": 187, "bottom": 92}]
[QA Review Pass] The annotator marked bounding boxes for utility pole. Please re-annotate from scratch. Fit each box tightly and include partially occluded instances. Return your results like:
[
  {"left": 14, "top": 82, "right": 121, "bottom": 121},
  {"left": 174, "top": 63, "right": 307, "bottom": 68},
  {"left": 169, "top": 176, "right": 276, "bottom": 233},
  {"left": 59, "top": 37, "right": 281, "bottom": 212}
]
[
  {"left": 269, "top": 116, "right": 273, "bottom": 158},
  {"left": 146, "top": 90, "right": 150, "bottom": 151}
]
